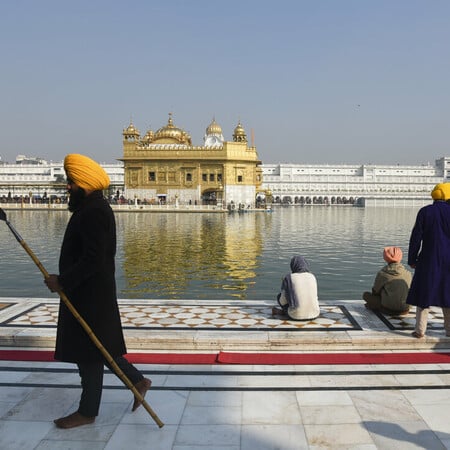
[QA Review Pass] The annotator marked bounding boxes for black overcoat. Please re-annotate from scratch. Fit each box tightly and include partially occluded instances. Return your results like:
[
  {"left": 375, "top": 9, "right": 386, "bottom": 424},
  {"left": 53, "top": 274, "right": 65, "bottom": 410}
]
[{"left": 54, "top": 191, "right": 127, "bottom": 362}]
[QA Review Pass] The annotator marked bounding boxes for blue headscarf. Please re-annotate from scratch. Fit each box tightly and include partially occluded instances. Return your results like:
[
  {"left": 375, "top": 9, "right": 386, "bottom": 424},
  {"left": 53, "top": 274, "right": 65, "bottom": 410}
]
[{"left": 290, "top": 255, "right": 310, "bottom": 274}]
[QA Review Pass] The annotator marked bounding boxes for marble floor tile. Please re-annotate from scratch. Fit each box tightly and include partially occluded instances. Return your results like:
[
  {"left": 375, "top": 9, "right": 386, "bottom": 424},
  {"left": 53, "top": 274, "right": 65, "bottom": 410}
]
[
  {"left": 0, "top": 385, "right": 34, "bottom": 404},
  {"left": 296, "top": 390, "right": 354, "bottom": 406},
  {"left": 173, "top": 447, "right": 239, "bottom": 450},
  {"left": 305, "top": 423, "right": 373, "bottom": 447},
  {"left": 0, "top": 420, "right": 54, "bottom": 450},
  {"left": 309, "top": 444, "right": 378, "bottom": 449},
  {"left": 349, "top": 390, "right": 422, "bottom": 422},
  {"left": 210, "top": 364, "right": 253, "bottom": 372},
  {"left": 300, "top": 405, "right": 362, "bottom": 425},
  {"left": 21, "top": 370, "right": 81, "bottom": 385},
  {"left": 394, "top": 373, "right": 445, "bottom": 386},
  {"left": 436, "top": 373, "right": 450, "bottom": 385},
  {"left": 121, "top": 390, "right": 187, "bottom": 426},
  {"left": 253, "top": 364, "right": 298, "bottom": 375},
  {"left": 105, "top": 424, "right": 178, "bottom": 450},
  {"left": 308, "top": 373, "right": 399, "bottom": 388},
  {"left": 411, "top": 404, "right": 450, "bottom": 436},
  {"left": 237, "top": 374, "right": 311, "bottom": 387},
  {"left": 181, "top": 405, "right": 241, "bottom": 425},
  {"left": 0, "top": 401, "right": 15, "bottom": 417},
  {"left": 0, "top": 370, "right": 30, "bottom": 383},
  {"left": 35, "top": 439, "right": 106, "bottom": 450},
  {"left": 4, "top": 387, "right": 79, "bottom": 422},
  {"left": 187, "top": 390, "right": 242, "bottom": 407},
  {"left": 45, "top": 362, "right": 77, "bottom": 370},
  {"left": 46, "top": 403, "right": 129, "bottom": 443},
  {"left": 0, "top": 360, "right": 53, "bottom": 368},
  {"left": 241, "top": 424, "right": 309, "bottom": 450},
  {"left": 242, "top": 391, "right": 302, "bottom": 425},
  {"left": 164, "top": 373, "right": 239, "bottom": 388},
  {"left": 101, "top": 386, "right": 137, "bottom": 405},
  {"left": 291, "top": 364, "right": 344, "bottom": 372},
  {"left": 402, "top": 388, "right": 450, "bottom": 405},
  {"left": 174, "top": 424, "right": 241, "bottom": 447}
]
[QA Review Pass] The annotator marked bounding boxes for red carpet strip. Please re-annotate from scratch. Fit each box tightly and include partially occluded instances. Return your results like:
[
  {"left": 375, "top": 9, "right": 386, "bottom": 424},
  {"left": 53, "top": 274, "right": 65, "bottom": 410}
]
[
  {"left": 1, "top": 350, "right": 450, "bottom": 365},
  {"left": 216, "top": 351, "right": 450, "bottom": 365},
  {"left": 0, "top": 350, "right": 217, "bottom": 365}
]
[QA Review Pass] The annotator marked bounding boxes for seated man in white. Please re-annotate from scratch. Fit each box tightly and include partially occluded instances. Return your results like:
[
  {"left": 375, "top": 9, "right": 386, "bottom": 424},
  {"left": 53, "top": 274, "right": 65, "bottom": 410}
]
[{"left": 272, "top": 255, "right": 320, "bottom": 320}]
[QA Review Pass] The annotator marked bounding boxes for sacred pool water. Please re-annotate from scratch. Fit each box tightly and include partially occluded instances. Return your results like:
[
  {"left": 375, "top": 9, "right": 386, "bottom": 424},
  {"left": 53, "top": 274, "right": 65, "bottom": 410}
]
[{"left": 0, "top": 206, "right": 420, "bottom": 301}]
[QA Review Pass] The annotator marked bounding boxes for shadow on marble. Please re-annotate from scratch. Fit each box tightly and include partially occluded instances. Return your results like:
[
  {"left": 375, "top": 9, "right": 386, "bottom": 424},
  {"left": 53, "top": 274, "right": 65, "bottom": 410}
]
[{"left": 364, "top": 420, "right": 449, "bottom": 450}]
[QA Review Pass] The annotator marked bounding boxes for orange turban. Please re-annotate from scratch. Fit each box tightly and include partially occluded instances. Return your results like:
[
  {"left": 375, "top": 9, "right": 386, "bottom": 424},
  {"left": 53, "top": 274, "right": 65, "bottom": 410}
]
[
  {"left": 64, "top": 154, "right": 110, "bottom": 191},
  {"left": 431, "top": 183, "right": 450, "bottom": 201},
  {"left": 383, "top": 246, "right": 403, "bottom": 264}
]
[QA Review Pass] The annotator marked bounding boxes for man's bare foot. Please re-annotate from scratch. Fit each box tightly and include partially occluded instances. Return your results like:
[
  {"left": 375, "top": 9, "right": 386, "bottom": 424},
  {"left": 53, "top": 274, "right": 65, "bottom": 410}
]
[
  {"left": 54, "top": 411, "right": 95, "bottom": 429},
  {"left": 132, "top": 377, "right": 152, "bottom": 412},
  {"left": 412, "top": 331, "right": 424, "bottom": 339}
]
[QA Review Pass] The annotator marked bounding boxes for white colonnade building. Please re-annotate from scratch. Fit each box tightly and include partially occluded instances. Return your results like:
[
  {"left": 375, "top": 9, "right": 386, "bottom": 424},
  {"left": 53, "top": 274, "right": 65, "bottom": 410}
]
[
  {"left": 1, "top": 156, "right": 450, "bottom": 207},
  {"left": 261, "top": 157, "right": 450, "bottom": 207}
]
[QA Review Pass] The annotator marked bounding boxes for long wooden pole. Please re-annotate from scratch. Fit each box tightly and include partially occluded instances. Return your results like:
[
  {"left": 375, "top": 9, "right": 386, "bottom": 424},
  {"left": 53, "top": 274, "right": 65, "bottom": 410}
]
[{"left": 1, "top": 211, "right": 164, "bottom": 428}]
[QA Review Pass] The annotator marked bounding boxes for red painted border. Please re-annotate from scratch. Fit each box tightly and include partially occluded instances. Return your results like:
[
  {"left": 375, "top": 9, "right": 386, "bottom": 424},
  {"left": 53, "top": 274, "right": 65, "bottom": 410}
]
[{"left": 1, "top": 350, "right": 450, "bottom": 365}]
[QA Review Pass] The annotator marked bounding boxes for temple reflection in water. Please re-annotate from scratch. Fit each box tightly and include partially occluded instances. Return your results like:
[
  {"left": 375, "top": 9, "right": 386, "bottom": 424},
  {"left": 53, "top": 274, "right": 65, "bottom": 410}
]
[{"left": 117, "top": 212, "right": 268, "bottom": 299}]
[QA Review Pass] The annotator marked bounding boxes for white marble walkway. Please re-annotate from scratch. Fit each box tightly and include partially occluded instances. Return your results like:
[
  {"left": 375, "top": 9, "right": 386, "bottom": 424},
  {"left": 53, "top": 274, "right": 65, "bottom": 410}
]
[
  {"left": 1, "top": 297, "right": 450, "bottom": 448},
  {"left": 1, "top": 360, "right": 450, "bottom": 449}
]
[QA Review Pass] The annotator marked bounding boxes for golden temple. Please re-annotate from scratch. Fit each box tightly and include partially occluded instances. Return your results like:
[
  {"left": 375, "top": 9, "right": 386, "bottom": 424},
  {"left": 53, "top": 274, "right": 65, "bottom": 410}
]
[{"left": 121, "top": 113, "right": 262, "bottom": 208}]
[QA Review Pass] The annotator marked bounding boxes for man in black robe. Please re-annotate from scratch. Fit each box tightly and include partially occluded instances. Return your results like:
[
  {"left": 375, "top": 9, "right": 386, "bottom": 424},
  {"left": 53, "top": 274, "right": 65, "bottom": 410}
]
[{"left": 45, "top": 153, "right": 151, "bottom": 429}]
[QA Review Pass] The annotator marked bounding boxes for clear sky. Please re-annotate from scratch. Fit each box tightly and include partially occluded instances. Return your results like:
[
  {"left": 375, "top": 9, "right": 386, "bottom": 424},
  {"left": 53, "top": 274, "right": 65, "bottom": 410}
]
[{"left": 1, "top": 0, "right": 449, "bottom": 165}]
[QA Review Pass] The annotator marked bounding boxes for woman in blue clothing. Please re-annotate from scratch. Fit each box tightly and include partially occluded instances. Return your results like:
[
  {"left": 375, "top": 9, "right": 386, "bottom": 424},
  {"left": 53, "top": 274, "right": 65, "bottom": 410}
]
[{"left": 407, "top": 183, "right": 450, "bottom": 338}]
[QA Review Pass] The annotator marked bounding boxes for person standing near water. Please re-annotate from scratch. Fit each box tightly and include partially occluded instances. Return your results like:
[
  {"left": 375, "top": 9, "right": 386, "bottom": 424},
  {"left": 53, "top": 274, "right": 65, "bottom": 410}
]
[
  {"left": 45, "top": 153, "right": 151, "bottom": 428},
  {"left": 406, "top": 183, "right": 450, "bottom": 338}
]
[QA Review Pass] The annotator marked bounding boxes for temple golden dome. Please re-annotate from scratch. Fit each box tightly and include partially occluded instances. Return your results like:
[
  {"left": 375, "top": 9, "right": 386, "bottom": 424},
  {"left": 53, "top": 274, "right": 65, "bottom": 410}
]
[
  {"left": 233, "top": 121, "right": 247, "bottom": 142},
  {"left": 123, "top": 121, "right": 140, "bottom": 136},
  {"left": 142, "top": 129, "right": 154, "bottom": 142},
  {"left": 153, "top": 113, "right": 192, "bottom": 144},
  {"left": 122, "top": 121, "right": 140, "bottom": 142},
  {"left": 205, "top": 118, "right": 223, "bottom": 136}
]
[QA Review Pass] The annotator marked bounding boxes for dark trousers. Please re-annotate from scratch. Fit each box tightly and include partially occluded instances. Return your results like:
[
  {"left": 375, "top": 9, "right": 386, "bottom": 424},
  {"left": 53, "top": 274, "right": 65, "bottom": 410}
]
[{"left": 77, "top": 356, "right": 143, "bottom": 417}]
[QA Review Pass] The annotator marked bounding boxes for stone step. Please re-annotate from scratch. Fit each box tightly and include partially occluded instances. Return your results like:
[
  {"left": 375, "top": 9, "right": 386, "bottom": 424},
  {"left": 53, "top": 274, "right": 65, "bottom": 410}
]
[{"left": 0, "top": 297, "right": 449, "bottom": 352}]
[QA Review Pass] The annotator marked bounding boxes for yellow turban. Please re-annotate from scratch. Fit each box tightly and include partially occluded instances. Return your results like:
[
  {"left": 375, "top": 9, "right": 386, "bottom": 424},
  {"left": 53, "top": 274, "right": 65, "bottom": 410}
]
[
  {"left": 64, "top": 154, "right": 110, "bottom": 191},
  {"left": 432, "top": 184, "right": 445, "bottom": 200},
  {"left": 431, "top": 183, "right": 450, "bottom": 201}
]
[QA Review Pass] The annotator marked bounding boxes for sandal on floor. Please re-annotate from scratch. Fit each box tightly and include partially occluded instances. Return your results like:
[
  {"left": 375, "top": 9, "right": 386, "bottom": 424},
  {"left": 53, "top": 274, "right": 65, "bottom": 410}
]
[{"left": 411, "top": 331, "right": 424, "bottom": 339}]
